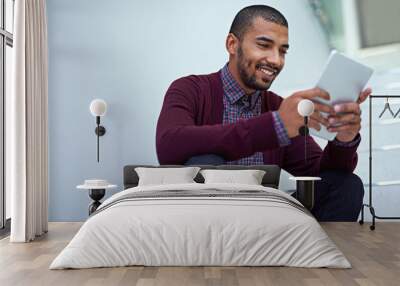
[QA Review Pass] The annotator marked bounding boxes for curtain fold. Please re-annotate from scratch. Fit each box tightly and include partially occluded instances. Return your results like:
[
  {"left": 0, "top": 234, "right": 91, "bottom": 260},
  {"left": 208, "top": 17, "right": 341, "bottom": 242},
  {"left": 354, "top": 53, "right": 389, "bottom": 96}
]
[{"left": 10, "top": 0, "right": 48, "bottom": 242}]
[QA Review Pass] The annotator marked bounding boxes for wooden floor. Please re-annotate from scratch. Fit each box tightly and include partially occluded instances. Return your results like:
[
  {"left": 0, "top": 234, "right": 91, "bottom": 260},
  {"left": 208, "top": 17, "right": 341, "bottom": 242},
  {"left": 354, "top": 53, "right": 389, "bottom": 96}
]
[{"left": 0, "top": 222, "right": 399, "bottom": 286}]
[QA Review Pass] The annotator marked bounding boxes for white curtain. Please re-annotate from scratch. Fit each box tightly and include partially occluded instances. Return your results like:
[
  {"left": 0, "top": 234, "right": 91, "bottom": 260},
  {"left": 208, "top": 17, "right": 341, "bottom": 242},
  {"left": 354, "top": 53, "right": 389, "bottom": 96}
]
[{"left": 9, "top": 0, "right": 48, "bottom": 242}]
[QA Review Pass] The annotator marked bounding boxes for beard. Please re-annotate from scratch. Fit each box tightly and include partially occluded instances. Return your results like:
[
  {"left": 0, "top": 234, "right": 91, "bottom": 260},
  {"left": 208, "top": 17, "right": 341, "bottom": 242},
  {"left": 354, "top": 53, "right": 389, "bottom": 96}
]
[{"left": 236, "top": 45, "right": 279, "bottom": 91}]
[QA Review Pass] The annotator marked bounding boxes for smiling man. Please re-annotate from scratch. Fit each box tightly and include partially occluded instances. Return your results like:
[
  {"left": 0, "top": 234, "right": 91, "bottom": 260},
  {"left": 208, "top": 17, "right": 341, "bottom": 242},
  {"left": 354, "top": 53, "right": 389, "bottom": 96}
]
[{"left": 156, "top": 5, "right": 371, "bottom": 221}]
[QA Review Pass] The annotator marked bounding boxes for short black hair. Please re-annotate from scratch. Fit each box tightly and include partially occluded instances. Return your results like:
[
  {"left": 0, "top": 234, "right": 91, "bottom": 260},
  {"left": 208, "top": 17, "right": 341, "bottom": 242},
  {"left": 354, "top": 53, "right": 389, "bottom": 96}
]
[{"left": 229, "top": 5, "right": 288, "bottom": 40}]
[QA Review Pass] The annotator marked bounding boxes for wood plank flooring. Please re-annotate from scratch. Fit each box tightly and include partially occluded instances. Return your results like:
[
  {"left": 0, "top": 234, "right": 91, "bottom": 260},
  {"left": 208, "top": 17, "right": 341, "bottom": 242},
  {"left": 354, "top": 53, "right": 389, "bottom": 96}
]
[{"left": 0, "top": 222, "right": 399, "bottom": 286}]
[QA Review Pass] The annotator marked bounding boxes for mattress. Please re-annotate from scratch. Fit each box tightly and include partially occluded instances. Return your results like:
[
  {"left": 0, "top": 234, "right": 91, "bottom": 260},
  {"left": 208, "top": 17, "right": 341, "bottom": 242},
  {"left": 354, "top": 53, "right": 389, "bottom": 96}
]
[{"left": 50, "top": 183, "right": 350, "bottom": 269}]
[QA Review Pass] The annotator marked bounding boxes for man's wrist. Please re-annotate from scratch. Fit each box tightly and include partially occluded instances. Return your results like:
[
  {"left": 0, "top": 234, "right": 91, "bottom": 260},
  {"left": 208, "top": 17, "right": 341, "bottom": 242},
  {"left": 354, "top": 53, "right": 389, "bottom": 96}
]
[
  {"left": 272, "top": 111, "right": 291, "bottom": 147},
  {"left": 332, "top": 133, "right": 361, "bottom": 147}
]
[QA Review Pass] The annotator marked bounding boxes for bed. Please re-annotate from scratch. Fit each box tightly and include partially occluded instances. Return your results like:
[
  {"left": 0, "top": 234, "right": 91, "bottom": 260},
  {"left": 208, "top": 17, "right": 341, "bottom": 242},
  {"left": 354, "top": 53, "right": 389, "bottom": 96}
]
[{"left": 49, "top": 165, "right": 350, "bottom": 269}]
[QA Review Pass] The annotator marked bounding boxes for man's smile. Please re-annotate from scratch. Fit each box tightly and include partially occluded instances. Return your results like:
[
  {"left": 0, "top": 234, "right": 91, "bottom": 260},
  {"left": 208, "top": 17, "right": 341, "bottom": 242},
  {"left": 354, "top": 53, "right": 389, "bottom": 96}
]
[{"left": 256, "top": 64, "right": 278, "bottom": 81}]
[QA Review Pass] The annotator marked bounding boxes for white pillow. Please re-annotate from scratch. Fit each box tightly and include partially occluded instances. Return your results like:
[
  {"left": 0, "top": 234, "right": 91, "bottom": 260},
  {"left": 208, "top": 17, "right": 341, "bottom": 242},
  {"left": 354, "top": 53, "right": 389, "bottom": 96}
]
[
  {"left": 200, "top": 169, "right": 266, "bottom": 185},
  {"left": 135, "top": 167, "right": 201, "bottom": 186}
]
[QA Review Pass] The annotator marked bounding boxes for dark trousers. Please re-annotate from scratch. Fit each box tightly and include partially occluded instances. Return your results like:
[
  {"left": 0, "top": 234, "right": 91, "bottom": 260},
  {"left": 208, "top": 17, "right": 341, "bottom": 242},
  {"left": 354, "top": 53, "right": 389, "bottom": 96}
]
[{"left": 185, "top": 154, "right": 364, "bottom": 222}]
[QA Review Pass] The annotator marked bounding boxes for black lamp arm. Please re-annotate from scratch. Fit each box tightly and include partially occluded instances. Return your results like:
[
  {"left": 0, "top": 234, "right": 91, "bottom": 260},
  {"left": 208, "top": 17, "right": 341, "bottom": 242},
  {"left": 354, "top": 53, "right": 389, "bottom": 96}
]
[{"left": 94, "top": 116, "right": 106, "bottom": 162}]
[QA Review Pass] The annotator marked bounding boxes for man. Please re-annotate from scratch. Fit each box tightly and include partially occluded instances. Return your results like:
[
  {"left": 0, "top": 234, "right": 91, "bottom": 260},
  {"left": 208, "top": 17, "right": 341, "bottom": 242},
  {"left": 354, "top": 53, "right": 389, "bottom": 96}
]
[{"left": 156, "top": 5, "right": 371, "bottom": 221}]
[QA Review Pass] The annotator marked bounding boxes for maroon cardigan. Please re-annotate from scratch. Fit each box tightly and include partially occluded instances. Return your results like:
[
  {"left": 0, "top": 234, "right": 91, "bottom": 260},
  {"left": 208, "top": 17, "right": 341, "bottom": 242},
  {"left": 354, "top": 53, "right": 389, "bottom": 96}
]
[{"left": 156, "top": 71, "right": 359, "bottom": 176}]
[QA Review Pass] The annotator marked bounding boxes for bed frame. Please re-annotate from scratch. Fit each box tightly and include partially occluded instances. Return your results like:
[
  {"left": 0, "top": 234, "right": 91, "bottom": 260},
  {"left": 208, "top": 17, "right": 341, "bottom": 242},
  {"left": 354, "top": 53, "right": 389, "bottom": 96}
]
[{"left": 123, "top": 165, "right": 282, "bottom": 190}]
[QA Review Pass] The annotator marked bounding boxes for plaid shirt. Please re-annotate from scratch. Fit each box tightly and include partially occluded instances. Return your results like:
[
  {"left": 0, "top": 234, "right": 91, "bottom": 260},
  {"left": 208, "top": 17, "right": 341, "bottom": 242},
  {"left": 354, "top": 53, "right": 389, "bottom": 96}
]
[{"left": 221, "top": 64, "right": 290, "bottom": 165}]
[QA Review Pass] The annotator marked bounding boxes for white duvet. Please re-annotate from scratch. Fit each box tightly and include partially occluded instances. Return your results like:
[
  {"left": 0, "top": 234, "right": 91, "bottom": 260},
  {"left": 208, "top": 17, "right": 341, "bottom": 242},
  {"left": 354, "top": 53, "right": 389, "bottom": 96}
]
[{"left": 50, "top": 183, "right": 350, "bottom": 269}]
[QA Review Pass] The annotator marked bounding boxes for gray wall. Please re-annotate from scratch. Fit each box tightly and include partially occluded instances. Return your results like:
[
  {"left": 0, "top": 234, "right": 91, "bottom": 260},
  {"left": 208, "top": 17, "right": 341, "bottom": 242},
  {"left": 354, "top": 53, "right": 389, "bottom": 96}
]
[{"left": 47, "top": 0, "right": 330, "bottom": 221}]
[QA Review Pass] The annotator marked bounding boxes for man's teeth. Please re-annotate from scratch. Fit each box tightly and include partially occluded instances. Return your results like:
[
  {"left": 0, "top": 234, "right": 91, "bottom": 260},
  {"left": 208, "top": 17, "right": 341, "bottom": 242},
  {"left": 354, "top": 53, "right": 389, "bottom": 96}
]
[{"left": 259, "top": 67, "right": 275, "bottom": 76}]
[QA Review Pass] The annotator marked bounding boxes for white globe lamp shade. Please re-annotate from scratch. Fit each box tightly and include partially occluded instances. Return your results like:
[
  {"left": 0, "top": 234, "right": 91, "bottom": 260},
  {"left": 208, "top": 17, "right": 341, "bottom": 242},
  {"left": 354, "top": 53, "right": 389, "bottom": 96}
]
[
  {"left": 90, "top": 99, "right": 107, "bottom": 117},
  {"left": 297, "top": 99, "right": 314, "bottom": 117}
]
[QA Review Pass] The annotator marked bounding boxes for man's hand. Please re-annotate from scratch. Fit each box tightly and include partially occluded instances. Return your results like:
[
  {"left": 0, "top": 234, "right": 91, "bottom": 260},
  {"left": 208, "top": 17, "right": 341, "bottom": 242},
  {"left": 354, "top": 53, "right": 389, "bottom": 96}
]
[
  {"left": 327, "top": 88, "right": 372, "bottom": 142},
  {"left": 278, "top": 88, "right": 335, "bottom": 138}
]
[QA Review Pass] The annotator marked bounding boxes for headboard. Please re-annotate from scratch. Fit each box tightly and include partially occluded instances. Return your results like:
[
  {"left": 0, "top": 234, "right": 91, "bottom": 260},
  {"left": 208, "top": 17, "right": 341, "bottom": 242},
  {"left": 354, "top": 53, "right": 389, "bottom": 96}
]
[{"left": 123, "top": 165, "right": 282, "bottom": 189}]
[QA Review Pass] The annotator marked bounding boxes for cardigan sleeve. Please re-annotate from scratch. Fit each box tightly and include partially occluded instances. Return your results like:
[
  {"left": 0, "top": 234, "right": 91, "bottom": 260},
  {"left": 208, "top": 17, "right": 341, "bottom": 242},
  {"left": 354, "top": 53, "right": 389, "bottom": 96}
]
[
  {"left": 281, "top": 134, "right": 360, "bottom": 176},
  {"left": 156, "top": 77, "right": 282, "bottom": 164}
]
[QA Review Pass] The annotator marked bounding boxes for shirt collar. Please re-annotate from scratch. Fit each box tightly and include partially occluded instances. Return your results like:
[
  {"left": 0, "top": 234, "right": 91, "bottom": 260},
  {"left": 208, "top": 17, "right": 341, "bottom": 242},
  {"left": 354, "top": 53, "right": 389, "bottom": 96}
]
[{"left": 221, "top": 63, "right": 261, "bottom": 107}]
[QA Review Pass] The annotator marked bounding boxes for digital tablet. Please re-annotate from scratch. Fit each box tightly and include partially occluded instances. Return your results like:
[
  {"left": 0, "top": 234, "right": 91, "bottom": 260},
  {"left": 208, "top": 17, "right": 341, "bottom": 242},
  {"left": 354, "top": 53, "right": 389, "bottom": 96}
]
[{"left": 309, "top": 50, "right": 374, "bottom": 141}]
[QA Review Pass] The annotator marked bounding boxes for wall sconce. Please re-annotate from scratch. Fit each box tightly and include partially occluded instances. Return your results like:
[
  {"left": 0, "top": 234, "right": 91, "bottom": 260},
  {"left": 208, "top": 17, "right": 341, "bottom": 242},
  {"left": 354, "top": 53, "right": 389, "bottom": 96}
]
[{"left": 89, "top": 99, "right": 107, "bottom": 162}]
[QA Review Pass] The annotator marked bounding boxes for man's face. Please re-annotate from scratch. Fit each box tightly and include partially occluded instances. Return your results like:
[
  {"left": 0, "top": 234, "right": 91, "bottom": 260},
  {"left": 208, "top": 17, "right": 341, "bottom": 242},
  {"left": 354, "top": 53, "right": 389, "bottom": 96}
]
[{"left": 232, "top": 17, "right": 289, "bottom": 91}]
